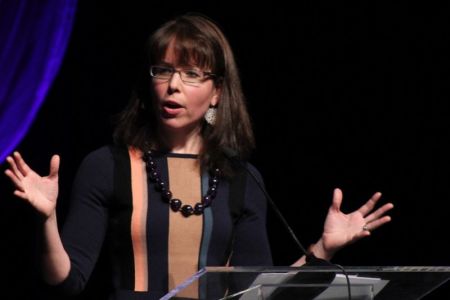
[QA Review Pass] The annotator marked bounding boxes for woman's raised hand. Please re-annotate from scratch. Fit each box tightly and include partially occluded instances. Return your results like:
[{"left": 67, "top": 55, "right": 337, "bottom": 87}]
[
  {"left": 320, "top": 188, "right": 394, "bottom": 256},
  {"left": 4, "top": 152, "right": 60, "bottom": 218}
]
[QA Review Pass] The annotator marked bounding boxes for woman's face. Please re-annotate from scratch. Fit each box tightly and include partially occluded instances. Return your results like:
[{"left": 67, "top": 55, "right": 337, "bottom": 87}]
[{"left": 151, "top": 44, "right": 220, "bottom": 135}]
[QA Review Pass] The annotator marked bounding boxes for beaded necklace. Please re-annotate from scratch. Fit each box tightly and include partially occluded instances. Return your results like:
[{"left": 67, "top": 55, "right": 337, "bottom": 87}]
[{"left": 142, "top": 150, "right": 220, "bottom": 217}]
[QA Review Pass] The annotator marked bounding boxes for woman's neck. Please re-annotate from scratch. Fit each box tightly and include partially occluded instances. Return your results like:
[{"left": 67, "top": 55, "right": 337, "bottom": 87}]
[{"left": 159, "top": 126, "right": 203, "bottom": 154}]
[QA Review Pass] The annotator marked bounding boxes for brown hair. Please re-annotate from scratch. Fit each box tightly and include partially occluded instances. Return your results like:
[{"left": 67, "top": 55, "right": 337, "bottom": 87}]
[{"left": 113, "top": 13, "right": 254, "bottom": 177}]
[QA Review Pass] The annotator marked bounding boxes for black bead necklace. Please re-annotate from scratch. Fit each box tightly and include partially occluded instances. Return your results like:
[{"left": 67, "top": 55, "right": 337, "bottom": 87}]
[{"left": 143, "top": 150, "right": 220, "bottom": 217}]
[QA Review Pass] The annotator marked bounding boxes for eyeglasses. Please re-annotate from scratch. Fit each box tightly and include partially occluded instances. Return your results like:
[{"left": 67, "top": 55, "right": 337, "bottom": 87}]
[{"left": 149, "top": 65, "right": 216, "bottom": 85}]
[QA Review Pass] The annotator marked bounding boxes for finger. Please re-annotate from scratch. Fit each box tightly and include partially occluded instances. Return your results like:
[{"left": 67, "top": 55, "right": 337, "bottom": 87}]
[
  {"left": 13, "top": 190, "right": 28, "bottom": 200},
  {"left": 6, "top": 156, "right": 24, "bottom": 179},
  {"left": 356, "top": 230, "right": 371, "bottom": 239},
  {"left": 364, "top": 203, "right": 394, "bottom": 223},
  {"left": 358, "top": 192, "right": 382, "bottom": 216},
  {"left": 49, "top": 155, "right": 60, "bottom": 179},
  {"left": 331, "top": 188, "right": 343, "bottom": 212},
  {"left": 364, "top": 216, "right": 392, "bottom": 231},
  {"left": 348, "top": 230, "right": 372, "bottom": 244},
  {"left": 13, "top": 152, "right": 31, "bottom": 176},
  {"left": 4, "top": 169, "right": 24, "bottom": 191}
]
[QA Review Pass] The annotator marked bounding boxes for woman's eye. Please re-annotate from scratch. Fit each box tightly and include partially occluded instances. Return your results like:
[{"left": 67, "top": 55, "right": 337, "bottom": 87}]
[
  {"left": 183, "top": 70, "right": 201, "bottom": 78},
  {"left": 158, "top": 67, "right": 173, "bottom": 75}
]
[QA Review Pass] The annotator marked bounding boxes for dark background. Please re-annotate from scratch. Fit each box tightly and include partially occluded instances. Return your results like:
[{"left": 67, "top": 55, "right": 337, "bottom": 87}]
[{"left": 1, "top": 2, "right": 449, "bottom": 299}]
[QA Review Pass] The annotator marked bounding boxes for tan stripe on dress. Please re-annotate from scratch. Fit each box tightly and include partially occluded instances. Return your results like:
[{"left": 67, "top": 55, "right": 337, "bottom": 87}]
[
  {"left": 167, "top": 157, "right": 203, "bottom": 298},
  {"left": 129, "top": 148, "right": 149, "bottom": 291}
]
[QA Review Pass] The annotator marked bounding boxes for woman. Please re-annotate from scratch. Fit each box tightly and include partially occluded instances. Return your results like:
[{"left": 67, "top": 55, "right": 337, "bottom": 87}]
[{"left": 4, "top": 13, "right": 393, "bottom": 299}]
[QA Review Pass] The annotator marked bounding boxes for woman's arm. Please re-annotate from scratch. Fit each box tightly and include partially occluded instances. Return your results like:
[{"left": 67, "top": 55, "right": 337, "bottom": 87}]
[{"left": 5, "top": 152, "right": 70, "bottom": 284}]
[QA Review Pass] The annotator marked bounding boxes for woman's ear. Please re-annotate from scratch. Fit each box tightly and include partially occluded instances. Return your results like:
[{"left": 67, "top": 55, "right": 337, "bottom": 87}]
[{"left": 211, "top": 86, "right": 221, "bottom": 106}]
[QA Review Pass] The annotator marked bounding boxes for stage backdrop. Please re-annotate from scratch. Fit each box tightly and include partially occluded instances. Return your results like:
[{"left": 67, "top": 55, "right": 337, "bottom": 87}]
[{"left": 1, "top": 2, "right": 449, "bottom": 299}]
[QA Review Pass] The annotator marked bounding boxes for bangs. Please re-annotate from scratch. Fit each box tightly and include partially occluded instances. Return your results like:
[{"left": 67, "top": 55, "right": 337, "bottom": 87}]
[{"left": 149, "top": 20, "right": 223, "bottom": 74}]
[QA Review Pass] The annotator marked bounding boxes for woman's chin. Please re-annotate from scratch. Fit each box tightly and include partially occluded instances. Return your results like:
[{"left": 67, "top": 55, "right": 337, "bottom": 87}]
[{"left": 159, "top": 119, "right": 202, "bottom": 133}]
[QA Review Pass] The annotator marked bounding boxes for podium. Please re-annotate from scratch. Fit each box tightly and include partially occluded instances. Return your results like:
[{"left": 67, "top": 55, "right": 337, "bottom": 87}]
[{"left": 162, "top": 266, "right": 450, "bottom": 299}]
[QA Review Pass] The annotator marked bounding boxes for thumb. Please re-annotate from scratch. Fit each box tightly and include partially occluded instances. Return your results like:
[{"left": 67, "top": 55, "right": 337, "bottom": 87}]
[
  {"left": 49, "top": 155, "right": 60, "bottom": 179},
  {"left": 331, "top": 188, "right": 343, "bottom": 212}
]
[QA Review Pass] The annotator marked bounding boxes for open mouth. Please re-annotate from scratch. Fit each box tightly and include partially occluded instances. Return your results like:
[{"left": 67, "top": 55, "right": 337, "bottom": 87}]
[
  {"left": 162, "top": 100, "right": 183, "bottom": 117},
  {"left": 164, "top": 101, "right": 182, "bottom": 109}
]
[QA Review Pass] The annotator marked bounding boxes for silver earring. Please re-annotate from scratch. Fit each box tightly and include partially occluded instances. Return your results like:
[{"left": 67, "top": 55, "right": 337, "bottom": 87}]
[{"left": 204, "top": 107, "right": 217, "bottom": 125}]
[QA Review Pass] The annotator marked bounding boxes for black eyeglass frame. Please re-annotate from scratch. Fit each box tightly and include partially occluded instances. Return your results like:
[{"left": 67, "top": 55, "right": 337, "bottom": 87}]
[{"left": 149, "top": 65, "right": 217, "bottom": 85}]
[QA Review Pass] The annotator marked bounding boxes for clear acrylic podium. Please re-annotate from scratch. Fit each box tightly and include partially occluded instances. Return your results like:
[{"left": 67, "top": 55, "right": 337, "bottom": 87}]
[{"left": 161, "top": 266, "right": 450, "bottom": 300}]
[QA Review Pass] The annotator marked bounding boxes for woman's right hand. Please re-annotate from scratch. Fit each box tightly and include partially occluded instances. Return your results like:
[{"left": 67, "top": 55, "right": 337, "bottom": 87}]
[{"left": 4, "top": 152, "right": 60, "bottom": 218}]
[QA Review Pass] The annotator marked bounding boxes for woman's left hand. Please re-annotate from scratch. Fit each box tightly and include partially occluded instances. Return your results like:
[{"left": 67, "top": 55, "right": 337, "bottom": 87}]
[{"left": 319, "top": 188, "right": 394, "bottom": 258}]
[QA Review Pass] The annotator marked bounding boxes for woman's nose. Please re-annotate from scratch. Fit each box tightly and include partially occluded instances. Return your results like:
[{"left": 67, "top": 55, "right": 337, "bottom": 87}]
[{"left": 168, "top": 71, "right": 183, "bottom": 92}]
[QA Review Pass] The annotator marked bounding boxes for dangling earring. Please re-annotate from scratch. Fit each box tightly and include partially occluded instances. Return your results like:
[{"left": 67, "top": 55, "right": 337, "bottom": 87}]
[{"left": 204, "top": 106, "right": 217, "bottom": 125}]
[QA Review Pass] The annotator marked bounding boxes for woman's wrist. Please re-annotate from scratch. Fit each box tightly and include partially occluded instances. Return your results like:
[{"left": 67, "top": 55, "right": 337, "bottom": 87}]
[{"left": 308, "top": 239, "right": 335, "bottom": 261}]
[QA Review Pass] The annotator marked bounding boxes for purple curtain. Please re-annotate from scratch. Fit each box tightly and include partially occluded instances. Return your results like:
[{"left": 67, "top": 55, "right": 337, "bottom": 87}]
[{"left": 0, "top": 0, "right": 77, "bottom": 163}]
